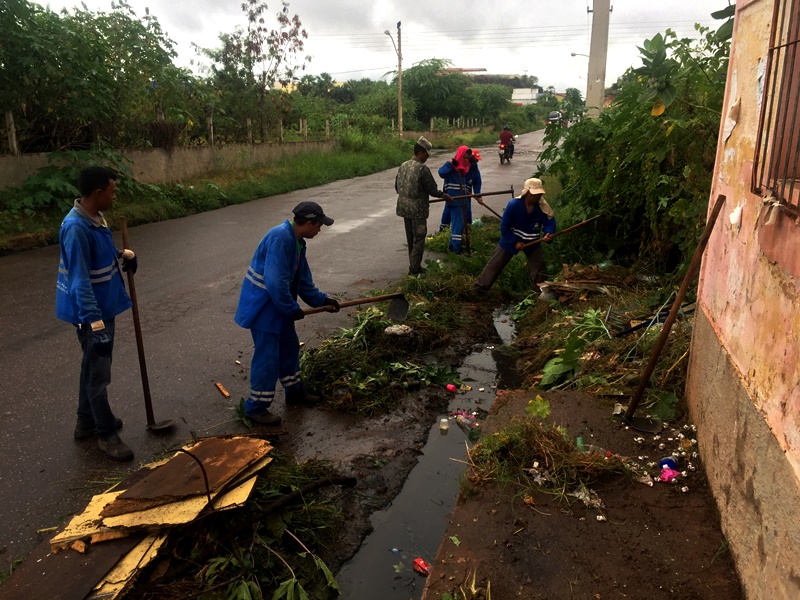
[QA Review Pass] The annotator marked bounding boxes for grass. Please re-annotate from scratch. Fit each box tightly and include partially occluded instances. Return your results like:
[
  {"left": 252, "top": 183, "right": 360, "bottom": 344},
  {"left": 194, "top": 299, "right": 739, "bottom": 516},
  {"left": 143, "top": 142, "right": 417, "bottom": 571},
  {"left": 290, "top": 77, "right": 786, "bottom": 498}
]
[
  {"left": 0, "top": 141, "right": 411, "bottom": 253},
  {"left": 466, "top": 415, "right": 638, "bottom": 501}
]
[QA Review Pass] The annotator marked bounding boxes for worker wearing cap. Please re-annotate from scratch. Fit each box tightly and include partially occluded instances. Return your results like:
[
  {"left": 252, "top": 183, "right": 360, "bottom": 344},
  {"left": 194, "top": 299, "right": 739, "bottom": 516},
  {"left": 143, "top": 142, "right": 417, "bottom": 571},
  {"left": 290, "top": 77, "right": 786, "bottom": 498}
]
[
  {"left": 395, "top": 136, "right": 451, "bottom": 275},
  {"left": 56, "top": 166, "right": 137, "bottom": 461},
  {"left": 474, "top": 178, "right": 556, "bottom": 292},
  {"left": 437, "top": 146, "right": 483, "bottom": 253},
  {"left": 234, "top": 201, "right": 340, "bottom": 425}
]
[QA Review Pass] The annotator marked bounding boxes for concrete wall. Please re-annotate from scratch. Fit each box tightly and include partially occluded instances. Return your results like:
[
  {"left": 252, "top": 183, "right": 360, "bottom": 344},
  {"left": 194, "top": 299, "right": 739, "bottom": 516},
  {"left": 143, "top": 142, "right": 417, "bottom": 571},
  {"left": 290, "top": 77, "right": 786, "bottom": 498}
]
[
  {"left": 686, "top": 0, "right": 800, "bottom": 596},
  {"left": 687, "top": 312, "right": 800, "bottom": 599},
  {"left": 0, "top": 141, "right": 335, "bottom": 188},
  {"left": 0, "top": 128, "right": 486, "bottom": 190}
]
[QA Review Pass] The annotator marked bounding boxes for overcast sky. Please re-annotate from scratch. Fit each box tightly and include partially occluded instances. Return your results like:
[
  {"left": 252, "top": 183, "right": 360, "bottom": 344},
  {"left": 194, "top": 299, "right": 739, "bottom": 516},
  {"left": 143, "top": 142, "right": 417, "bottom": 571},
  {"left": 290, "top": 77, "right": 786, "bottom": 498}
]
[{"left": 32, "top": 0, "right": 731, "bottom": 93}]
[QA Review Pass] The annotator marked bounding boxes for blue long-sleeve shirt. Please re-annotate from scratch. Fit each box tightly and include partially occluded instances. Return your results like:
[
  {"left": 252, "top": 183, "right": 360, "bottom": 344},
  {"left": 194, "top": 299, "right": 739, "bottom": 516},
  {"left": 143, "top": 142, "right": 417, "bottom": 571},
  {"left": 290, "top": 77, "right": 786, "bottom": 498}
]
[
  {"left": 234, "top": 220, "right": 328, "bottom": 333},
  {"left": 437, "top": 161, "right": 482, "bottom": 204},
  {"left": 499, "top": 197, "right": 557, "bottom": 255},
  {"left": 55, "top": 202, "right": 131, "bottom": 325}
]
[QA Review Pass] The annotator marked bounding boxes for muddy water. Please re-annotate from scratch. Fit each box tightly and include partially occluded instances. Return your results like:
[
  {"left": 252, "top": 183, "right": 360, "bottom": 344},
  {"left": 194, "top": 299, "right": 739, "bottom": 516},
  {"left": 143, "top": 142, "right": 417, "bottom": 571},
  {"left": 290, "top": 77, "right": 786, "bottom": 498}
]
[{"left": 336, "top": 309, "right": 519, "bottom": 599}]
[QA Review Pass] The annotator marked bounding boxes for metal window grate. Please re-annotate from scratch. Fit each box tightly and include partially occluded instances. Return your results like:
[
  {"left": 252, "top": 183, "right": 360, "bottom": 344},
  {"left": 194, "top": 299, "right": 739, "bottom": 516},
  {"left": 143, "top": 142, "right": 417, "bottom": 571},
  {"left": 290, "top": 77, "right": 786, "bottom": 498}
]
[{"left": 752, "top": 0, "right": 800, "bottom": 207}]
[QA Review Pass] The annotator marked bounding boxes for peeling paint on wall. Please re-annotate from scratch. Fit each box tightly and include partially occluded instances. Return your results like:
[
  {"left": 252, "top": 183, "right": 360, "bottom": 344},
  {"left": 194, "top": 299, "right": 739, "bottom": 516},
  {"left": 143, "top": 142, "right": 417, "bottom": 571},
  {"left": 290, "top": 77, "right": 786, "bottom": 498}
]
[{"left": 756, "top": 58, "right": 766, "bottom": 113}]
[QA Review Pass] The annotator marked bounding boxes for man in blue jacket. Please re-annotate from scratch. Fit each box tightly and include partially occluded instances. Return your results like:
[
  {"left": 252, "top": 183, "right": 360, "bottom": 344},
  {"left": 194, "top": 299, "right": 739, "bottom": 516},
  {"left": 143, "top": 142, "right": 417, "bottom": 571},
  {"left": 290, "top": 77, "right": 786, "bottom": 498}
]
[
  {"left": 235, "top": 201, "right": 340, "bottom": 426},
  {"left": 56, "top": 166, "right": 138, "bottom": 461},
  {"left": 474, "top": 178, "right": 556, "bottom": 292}
]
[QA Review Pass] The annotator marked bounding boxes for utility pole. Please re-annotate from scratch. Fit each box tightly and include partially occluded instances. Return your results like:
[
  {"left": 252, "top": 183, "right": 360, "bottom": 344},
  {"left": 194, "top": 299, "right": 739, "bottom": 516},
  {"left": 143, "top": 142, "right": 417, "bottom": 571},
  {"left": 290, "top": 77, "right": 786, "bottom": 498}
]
[
  {"left": 586, "top": 0, "right": 611, "bottom": 118},
  {"left": 397, "top": 21, "right": 403, "bottom": 138},
  {"left": 385, "top": 22, "right": 403, "bottom": 138}
]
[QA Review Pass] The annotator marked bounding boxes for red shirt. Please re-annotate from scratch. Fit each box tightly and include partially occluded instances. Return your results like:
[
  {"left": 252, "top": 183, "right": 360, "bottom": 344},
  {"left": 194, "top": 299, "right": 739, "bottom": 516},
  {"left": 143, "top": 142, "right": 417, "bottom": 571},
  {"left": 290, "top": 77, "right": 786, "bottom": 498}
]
[{"left": 500, "top": 130, "right": 514, "bottom": 145}]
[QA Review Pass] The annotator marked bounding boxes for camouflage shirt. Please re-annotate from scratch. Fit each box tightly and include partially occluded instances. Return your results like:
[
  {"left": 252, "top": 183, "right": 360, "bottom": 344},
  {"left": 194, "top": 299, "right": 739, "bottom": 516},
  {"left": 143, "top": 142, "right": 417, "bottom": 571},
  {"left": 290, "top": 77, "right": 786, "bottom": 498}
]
[{"left": 395, "top": 157, "right": 445, "bottom": 219}]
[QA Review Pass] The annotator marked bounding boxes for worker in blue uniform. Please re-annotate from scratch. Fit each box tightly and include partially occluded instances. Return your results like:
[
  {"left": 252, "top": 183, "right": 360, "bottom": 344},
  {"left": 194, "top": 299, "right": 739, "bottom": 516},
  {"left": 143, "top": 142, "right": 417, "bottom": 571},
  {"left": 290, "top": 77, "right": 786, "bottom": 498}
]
[
  {"left": 56, "top": 166, "right": 138, "bottom": 461},
  {"left": 474, "top": 178, "right": 556, "bottom": 292},
  {"left": 234, "top": 201, "right": 340, "bottom": 425},
  {"left": 438, "top": 146, "right": 482, "bottom": 253}
]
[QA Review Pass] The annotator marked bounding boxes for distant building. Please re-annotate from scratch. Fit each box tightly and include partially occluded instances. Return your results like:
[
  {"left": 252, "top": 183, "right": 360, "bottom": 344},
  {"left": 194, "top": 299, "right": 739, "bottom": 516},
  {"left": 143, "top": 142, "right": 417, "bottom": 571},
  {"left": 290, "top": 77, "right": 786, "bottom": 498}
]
[{"left": 512, "top": 88, "right": 538, "bottom": 106}]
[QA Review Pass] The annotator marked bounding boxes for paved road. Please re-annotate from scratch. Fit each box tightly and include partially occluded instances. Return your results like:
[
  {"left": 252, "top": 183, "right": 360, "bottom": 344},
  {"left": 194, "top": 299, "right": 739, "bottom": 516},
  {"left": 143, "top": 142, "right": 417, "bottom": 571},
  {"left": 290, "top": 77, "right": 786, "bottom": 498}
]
[{"left": 0, "top": 130, "right": 545, "bottom": 565}]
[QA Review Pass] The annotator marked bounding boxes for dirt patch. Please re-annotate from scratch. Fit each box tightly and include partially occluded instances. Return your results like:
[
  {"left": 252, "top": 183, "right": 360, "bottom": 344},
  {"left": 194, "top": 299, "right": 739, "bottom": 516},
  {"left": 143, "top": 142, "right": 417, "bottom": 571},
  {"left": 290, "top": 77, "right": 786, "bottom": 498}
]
[{"left": 421, "top": 389, "right": 743, "bottom": 600}]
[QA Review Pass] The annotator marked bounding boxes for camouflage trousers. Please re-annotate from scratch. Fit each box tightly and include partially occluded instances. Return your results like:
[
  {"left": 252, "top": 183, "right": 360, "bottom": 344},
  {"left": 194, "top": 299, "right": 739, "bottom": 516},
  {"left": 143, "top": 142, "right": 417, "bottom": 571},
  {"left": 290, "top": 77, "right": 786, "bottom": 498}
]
[{"left": 403, "top": 217, "right": 428, "bottom": 274}]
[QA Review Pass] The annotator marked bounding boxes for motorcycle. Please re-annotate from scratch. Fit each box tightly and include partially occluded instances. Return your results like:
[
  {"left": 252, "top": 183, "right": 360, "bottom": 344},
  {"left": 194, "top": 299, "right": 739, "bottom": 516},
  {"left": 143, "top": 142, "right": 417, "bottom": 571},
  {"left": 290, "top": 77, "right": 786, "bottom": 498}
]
[{"left": 498, "top": 143, "right": 512, "bottom": 164}]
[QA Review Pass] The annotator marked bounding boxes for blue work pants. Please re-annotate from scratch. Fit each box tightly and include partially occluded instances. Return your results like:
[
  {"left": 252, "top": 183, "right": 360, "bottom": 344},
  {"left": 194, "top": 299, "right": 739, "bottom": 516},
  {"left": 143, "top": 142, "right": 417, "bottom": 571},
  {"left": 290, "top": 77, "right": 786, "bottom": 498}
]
[
  {"left": 75, "top": 318, "right": 118, "bottom": 439},
  {"left": 245, "top": 322, "right": 303, "bottom": 416}
]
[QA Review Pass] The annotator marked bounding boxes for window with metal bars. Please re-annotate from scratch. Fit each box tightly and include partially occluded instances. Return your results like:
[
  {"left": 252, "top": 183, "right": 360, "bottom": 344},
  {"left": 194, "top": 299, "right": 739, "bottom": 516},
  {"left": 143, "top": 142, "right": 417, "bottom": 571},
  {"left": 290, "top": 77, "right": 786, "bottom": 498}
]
[{"left": 752, "top": 0, "right": 800, "bottom": 208}]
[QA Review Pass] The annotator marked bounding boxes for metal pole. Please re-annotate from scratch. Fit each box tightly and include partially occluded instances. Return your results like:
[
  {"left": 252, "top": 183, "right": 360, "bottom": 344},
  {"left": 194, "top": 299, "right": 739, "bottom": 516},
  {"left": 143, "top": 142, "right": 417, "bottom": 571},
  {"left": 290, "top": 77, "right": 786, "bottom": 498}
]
[
  {"left": 625, "top": 194, "right": 727, "bottom": 419},
  {"left": 397, "top": 21, "right": 403, "bottom": 139}
]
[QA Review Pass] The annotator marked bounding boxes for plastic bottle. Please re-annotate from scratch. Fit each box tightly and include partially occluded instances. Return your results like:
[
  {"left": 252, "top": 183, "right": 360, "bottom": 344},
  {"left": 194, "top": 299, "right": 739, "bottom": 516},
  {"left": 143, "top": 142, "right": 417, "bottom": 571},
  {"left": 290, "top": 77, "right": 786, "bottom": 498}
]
[
  {"left": 439, "top": 418, "right": 449, "bottom": 433},
  {"left": 576, "top": 436, "right": 586, "bottom": 452}
]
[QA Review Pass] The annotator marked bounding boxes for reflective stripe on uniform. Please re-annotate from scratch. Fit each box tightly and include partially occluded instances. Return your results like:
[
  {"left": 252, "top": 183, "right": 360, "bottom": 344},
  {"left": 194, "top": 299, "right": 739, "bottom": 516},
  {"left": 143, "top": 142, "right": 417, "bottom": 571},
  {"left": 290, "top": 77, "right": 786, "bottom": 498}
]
[{"left": 245, "top": 266, "right": 267, "bottom": 289}]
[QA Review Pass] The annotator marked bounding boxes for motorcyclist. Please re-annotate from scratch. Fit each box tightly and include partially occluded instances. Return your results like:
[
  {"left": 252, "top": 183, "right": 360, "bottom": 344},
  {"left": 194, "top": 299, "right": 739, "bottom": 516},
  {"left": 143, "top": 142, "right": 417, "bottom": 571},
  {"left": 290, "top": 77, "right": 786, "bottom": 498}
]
[{"left": 499, "top": 125, "right": 514, "bottom": 158}]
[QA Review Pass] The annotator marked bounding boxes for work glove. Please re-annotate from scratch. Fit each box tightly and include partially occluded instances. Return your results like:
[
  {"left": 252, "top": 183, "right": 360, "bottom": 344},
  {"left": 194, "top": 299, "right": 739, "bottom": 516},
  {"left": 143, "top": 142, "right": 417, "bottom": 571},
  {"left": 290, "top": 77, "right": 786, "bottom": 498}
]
[
  {"left": 90, "top": 320, "right": 113, "bottom": 358},
  {"left": 323, "top": 297, "right": 340, "bottom": 312},
  {"left": 120, "top": 249, "right": 138, "bottom": 275},
  {"left": 291, "top": 309, "right": 306, "bottom": 321}
]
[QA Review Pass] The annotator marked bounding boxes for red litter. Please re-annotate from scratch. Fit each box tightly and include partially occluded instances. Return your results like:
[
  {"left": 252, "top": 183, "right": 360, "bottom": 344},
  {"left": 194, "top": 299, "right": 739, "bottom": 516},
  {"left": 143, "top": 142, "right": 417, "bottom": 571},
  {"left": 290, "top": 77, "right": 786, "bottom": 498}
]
[{"left": 413, "top": 557, "right": 431, "bottom": 576}]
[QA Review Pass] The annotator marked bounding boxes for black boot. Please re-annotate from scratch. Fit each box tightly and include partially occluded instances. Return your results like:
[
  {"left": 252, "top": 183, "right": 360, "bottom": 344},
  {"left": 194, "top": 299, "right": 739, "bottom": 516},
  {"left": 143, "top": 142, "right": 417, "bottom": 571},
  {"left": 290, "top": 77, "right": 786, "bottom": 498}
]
[{"left": 285, "top": 383, "right": 321, "bottom": 406}]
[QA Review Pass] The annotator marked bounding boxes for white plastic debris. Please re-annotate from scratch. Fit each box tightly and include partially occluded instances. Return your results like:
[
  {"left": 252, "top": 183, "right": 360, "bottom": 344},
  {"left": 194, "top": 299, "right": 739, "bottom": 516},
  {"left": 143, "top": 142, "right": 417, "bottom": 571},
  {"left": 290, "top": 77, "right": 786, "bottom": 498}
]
[
  {"left": 384, "top": 324, "right": 413, "bottom": 336},
  {"left": 479, "top": 387, "right": 485, "bottom": 392},
  {"left": 636, "top": 474, "right": 654, "bottom": 487},
  {"left": 596, "top": 515, "right": 607, "bottom": 522},
  {"left": 681, "top": 486, "right": 689, "bottom": 493},
  {"left": 658, "top": 443, "right": 666, "bottom": 450}
]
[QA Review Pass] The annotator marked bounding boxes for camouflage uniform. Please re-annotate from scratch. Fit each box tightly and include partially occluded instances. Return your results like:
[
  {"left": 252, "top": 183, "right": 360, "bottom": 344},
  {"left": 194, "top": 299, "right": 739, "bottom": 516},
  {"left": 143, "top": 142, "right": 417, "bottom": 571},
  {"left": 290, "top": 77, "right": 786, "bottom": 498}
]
[{"left": 395, "top": 157, "right": 445, "bottom": 274}]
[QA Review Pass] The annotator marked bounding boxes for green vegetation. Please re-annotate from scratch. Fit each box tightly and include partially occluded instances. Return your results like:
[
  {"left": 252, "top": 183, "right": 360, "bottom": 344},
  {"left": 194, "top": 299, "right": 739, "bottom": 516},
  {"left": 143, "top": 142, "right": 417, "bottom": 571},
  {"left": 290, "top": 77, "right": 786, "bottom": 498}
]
[
  {"left": 0, "top": 139, "right": 411, "bottom": 252},
  {"left": 467, "top": 416, "right": 637, "bottom": 498},
  {"left": 538, "top": 12, "right": 732, "bottom": 272},
  {"left": 136, "top": 454, "right": 346, "bottom": 599}
]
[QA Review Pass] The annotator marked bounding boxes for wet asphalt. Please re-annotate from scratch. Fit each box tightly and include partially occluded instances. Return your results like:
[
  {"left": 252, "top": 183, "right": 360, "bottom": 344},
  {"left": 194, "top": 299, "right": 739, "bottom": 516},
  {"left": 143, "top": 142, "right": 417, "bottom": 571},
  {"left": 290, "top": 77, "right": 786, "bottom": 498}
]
[{"left": 0, "top": 130, "right": 545, "bottom": 565}]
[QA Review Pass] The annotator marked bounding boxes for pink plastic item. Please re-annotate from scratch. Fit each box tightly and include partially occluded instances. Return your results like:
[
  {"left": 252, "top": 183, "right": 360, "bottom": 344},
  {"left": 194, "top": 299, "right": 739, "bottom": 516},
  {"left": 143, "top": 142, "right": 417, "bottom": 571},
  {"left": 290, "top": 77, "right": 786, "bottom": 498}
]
[
  {"left": 659, "top": 468, "right": 681, "bottom": 483},
  {"left": 446, "top": 384, "right": 457, "bottom": 392}
]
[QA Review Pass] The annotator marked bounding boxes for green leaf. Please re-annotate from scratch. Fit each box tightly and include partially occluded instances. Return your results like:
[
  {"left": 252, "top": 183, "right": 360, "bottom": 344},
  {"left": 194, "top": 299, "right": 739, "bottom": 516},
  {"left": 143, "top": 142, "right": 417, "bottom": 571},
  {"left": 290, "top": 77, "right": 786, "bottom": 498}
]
[
  {"left": 715, "top": 19, "right": 734, "bottom": 42},
  {"left": 710, "top": 5, "right": 736, "bottom": 20},
  {"left": 525, "top": 395, "right": 551, "bottom": 418},
  {"left": 450, "top": 535, "right": 461, "bottom": 547},
  {"left": 660, "top": 83, "right": 678, "bottom": 107}
]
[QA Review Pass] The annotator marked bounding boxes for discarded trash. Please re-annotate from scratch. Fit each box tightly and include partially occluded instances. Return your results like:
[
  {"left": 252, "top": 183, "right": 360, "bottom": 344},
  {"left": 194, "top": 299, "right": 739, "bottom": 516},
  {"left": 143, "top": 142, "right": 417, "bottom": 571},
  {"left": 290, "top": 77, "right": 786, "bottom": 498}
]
[
  {"left": 235, "top": 360, "right": 242, "bottom": 365},
  {"left": 681, "top": 486, "right": 690, "bottom": 493},
  {"left": 413, "top": 557, "right": 431, "bottom": 576},
  {"left": 575, "top": 436, "right": 586, "bottom": 452},
  {"left": 659, "top": 457, "right": 677, "bottom": 470},
  {"left": 446, "top": 384, "right": 457, "bottom": 392},
  {"left": 659, "top": 468, "right": 681, "bottom": 483},
  {"left": 439, "top": 418, "right": 449, "bottom": 432},
  {"left": 214, "top": 382, "right": 231, "bottom": 398},
  {"left": 384, "top": 324, "right": 413, "bottom": 336},
  {"left": 471, "top": 218, "right": 484, "bottom": 227},
  {"left": 596, "top": 515, "right": 607, "bottom": 522},
  {"left": 569, "top": 484, "right": 605, "bottom": 509},
  {"left": 461, "top": 384, "right": 472, "bottom": 392},
  {"left": 636, "top": 474, "right": 655, "bottom": 487}
]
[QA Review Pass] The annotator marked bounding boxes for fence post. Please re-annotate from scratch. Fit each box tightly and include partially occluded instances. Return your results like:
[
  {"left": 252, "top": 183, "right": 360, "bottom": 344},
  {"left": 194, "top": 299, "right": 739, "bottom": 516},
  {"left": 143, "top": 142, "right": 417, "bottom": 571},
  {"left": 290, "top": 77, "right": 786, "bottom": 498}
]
[
  {"left": 325, "top": 119, "right": 329, "bottom": 141},
  {"left": 5, "top": 111, "right": 19, "bottom": 156},
  {"left": 247, "top": 118, "right": 252, "bottom": 144},
  {"left": 391, "top": 118, "right": 395, "bottom": 131},
  {"left": 302, "top": 119, "right": 308, "bottom": 141},
  {"left": 430, "top": 117, "right": 434, "bottom": 133},
  {"left": 207, "top": 111, "right": 214, "bottom": 146},
  {"left": 279, "top": 119, "right": 284, "bottom": 143}
]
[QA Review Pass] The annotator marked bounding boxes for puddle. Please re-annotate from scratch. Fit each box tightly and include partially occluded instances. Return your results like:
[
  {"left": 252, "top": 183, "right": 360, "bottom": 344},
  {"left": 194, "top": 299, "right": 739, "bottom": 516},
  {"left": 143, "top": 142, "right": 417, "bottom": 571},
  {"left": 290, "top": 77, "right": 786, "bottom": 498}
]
[{"left": 335, "top": 308, "right": 518, "bottom": 599}]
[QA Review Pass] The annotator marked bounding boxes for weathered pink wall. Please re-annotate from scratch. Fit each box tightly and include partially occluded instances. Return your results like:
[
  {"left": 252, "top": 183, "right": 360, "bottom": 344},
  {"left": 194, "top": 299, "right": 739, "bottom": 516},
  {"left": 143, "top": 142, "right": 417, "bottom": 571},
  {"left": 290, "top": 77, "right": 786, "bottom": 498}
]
[
  {"left": 696, "top": 0, "right": 800, "bottom": 480},
  {"left": 687, "top": 0, "right": 800, "bottom": 595}
]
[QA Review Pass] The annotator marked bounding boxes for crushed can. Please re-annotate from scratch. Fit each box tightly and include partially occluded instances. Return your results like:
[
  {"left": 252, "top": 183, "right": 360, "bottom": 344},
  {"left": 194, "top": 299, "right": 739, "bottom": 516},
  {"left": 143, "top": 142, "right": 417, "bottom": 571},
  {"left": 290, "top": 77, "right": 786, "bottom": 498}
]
[{"left": 413, "top": 557, "right": 431, "bottom": 576}]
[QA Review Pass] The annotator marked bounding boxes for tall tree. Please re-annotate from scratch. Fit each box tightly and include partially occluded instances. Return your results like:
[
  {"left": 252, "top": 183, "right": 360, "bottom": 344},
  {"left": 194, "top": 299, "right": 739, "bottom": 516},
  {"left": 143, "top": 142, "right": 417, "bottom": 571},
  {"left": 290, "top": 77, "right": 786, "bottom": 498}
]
[{"left": 198, "top": 0, "right": 309, "bottom": 141}]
